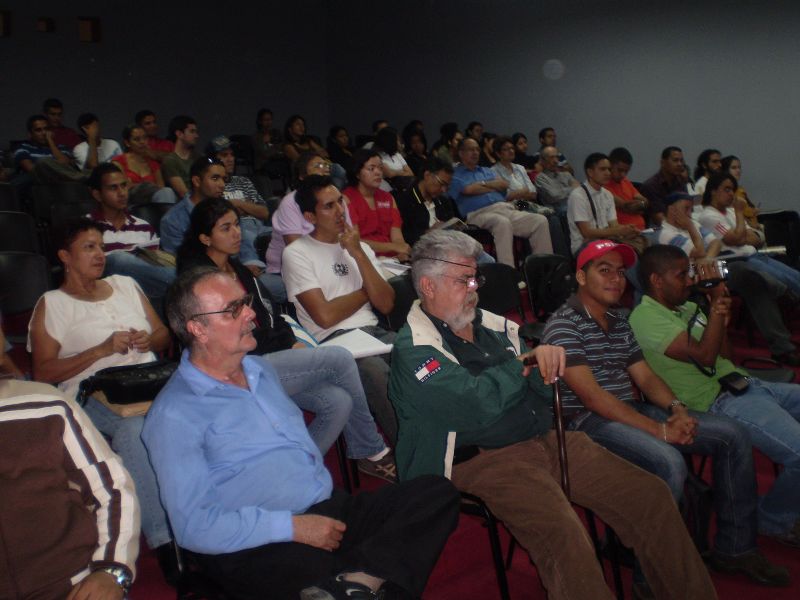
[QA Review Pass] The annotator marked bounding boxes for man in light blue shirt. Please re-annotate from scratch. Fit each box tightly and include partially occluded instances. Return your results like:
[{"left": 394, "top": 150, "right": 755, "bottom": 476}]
[
  {"left": 143, "top": 266, "right": 458, "bottom": 599},
  {"left": 159, "top": 156, "right": 227, "bottom": 255},
  {"left": 449, "top": 137, "right": 551, "bottom": 266}
]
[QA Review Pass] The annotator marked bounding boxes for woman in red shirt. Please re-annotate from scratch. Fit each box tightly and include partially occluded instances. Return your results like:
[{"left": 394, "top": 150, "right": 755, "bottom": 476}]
[
  {"left": 112, "top": 125, "right": 177, "bottom": 204},
  {"left": 343, "top": 149, "right": 411, "bottom": 260}
]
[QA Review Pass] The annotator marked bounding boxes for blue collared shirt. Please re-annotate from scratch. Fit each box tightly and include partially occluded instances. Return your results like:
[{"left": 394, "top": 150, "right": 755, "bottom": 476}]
[
  {"left": 142, "top": 351, "right": 333, "bottom": 554},
  {"left": 159, "top": 194, "right": 194, "bottom": 254},
  {"left": 449, "top": 164, "right": 506, "bottom": 216}
]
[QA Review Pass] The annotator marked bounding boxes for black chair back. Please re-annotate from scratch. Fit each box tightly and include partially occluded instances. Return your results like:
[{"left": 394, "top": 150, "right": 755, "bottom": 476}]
[
  {"left": 50, "top": 199, "right": 96, "bottom": 228},
  {"left": 31, "top": 183, "right": 92, "bottom": 223},
  {"left": 383, "top": 273, "right": 418, "bottom": 331},
  {"left": 477, "top": 263, "right": 524, "bottom": 318},
  {"left": 523, "top": 253, "right": 576, "bottom": 318},
  {"left": 229, "top": 134, "right": 255, "bottom": 175},
  {"left": 130, "top": 202, "right": 172, "bottom": 236},
  {"left": 758, "top": 210, "right": 800, "bottom": 269},
  {"left": 0, "top": 252, "right": 51, "bottom": 315},
  {"left": 0, "top": 211, "right": 39, "bottom": 253},
  {"left": 0, "top": 183, "right": 20, "bottom": 212}
]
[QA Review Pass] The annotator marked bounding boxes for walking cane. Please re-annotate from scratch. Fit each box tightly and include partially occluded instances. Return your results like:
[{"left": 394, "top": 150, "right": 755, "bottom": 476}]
[{"left": 552, "top": 377, "right": 570, "bottom": 499}]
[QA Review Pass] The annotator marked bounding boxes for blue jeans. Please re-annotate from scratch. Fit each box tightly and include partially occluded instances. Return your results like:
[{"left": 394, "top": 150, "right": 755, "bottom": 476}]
[
  {"left": 82, "top": 397, "right": 171, "bottom": 549},
  {"left": 710, "top": 378, "right": 800, "bottom": 536},
  {"left": 151, "top": 187, "right": 178, "bottom": 204},
  {"left": 104, "top": 251, "right": 175, "bottom": 300},
  {"left": 238, "top": 216, "right": 287, "bottom": 303},
  {"left": 330, "top": 163, "right": 347, "bottom": 190},
  {"left": 257, "top": 271, "right": 287, "bottom": 304},
  {"left": 238, "top": 216, "right": 271, "bottom": 267},
  {"left": 573, "top": 403, "right": 758, "bottom": 556},
  {"left": 264, "top": 346, "right": 385, "bottom": 459},
  {"left": 746, "top": 253, "right": 800, "bottom": 296}
]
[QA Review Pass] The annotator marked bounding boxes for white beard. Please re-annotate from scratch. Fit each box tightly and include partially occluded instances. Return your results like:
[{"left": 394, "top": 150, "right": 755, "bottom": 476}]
[{"left": 445, "top": 292, "right": 478, "bottom": 331}]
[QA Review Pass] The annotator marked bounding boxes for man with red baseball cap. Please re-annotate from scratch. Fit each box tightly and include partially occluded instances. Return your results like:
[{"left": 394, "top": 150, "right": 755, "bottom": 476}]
[{"left": 542, "top": 239, "right": 790, "bottom": 591}]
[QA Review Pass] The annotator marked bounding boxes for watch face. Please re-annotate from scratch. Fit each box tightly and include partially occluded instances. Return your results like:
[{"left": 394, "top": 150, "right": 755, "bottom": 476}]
[{"left": 101, "top": 567, "right": 131, "bottom": 590}]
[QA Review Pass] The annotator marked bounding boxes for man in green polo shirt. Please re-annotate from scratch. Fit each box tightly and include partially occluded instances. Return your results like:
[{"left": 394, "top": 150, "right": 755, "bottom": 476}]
[{"left": 631, "top": 244, "right": 800, "bottom": 548}]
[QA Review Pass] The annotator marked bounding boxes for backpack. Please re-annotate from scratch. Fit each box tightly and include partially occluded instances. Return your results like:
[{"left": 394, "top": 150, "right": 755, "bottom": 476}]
[{"left": 524, "top": 254, "right": 577, "bottom": 318}]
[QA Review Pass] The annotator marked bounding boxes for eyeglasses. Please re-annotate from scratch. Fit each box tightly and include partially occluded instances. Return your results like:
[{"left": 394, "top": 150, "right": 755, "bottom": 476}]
[
  {"left": 441, "top": 273, "right": 486, "bottom": 290},
  {"left": 415, "top": 256, "right": 485, "bottom": 289},
  {"left": 415, "top": 256, "right": 475, "bottom": 269},
  {"left": 311, "top": 161, "right": 331, "bottom": 170},
  {"left": 190, "top": 294, "right": 253, "bottom": 320},
  {"left": 432, "top": 173, "right": 450, "bottom": 188}
]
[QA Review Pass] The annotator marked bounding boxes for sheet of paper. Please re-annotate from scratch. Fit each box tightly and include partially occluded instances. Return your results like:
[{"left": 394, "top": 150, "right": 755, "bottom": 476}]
[
  {"left": 320, "top": 328, "right": 393, "bottom": 358},
  {"left": 379, "top": 258, "right": 411, "bottom": 276}
]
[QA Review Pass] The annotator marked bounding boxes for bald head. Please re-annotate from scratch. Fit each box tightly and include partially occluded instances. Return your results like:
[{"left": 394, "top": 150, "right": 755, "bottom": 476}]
[
  {"left": 458, "top": 137, "right": 481, "bottom": 168},
  {"left": 540, "top": 145, "right": 560, "bottom": 171}
]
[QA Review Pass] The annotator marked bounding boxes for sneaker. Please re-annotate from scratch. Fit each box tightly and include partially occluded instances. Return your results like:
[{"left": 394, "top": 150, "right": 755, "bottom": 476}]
[
  {"left": 300, "top": 575, "right": 380, "bottom": 599},
  {"left": 357, "top": 451, "right": 397, "bottom": 483},
  {"left": 704, "top": 549, "right": 791, "bottom": 587}
]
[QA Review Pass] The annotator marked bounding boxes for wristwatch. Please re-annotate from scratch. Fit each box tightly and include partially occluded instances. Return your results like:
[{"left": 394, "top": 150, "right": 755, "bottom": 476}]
[
  {"left": 668, "top": 399, "right": 687, "bottom": 412},
  {"left": 95, "top": 566, "right": 132, "bottom": 594}
]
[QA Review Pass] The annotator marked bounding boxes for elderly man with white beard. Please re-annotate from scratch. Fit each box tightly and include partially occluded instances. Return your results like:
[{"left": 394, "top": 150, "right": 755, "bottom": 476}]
[{"left": 387, "top": 229, "right": 717, "bottom": 600}]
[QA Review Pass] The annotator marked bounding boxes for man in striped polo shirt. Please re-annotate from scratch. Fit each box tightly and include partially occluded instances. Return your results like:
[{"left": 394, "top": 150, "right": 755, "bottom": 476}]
[
  {"left": 542, "top": 239, "right": 790, "bottom": 588},
  {"left": 88, "top": 163, "right": 175, "bottom": 304}
]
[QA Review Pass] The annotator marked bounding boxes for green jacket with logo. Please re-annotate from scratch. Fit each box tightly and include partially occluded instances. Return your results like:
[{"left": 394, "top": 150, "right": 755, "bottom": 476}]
[{"left": 389, "top": 301, "right": 552, "bottom": 481}]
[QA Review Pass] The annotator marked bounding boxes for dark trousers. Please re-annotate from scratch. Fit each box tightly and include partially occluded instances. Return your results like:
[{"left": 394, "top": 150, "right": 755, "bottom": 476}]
[{"left": 195, "top": 475, "right": 459, "bottom": 599}]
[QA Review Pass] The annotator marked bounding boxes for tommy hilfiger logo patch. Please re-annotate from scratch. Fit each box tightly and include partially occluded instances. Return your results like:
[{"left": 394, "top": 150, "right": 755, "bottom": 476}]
[
  {"left": 414, "top": 357, "right": 442, "bottom": 382},
  {"left": 332, "top": 263, "right": 349, "bottom": 276}
]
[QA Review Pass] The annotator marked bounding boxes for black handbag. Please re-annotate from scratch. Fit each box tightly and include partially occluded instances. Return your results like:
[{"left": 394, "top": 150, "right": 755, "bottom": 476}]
[{"left": 78, "top": 360, "right": 177, "bottom": 406}]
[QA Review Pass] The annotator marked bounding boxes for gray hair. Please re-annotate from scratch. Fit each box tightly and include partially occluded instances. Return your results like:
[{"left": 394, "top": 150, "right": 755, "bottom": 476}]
[
  {"left": 410, "top": 230, "right": 483, "bottom": 296},
  {"left": 166, "top": 265, "right": 224, "bottom": 349}
]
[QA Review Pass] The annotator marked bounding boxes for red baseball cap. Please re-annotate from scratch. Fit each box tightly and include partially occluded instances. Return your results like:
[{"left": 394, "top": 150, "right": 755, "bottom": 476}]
[{"left": 576, "top": 239, "right": 637, "bottom": 271}]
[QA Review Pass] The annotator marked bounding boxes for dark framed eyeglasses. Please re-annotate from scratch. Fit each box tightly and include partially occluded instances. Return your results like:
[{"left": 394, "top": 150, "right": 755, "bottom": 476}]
[{"left": 190, "top": 294, "right": 254, "bottom": 320}]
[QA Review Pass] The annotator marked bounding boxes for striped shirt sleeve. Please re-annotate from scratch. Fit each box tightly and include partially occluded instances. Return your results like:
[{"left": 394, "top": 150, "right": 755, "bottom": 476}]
[
  {"left": 2, "top": 394, "right": 141, "bottom": 578},
  {"left": 60, "top": 395, "right": 141, "bottom": 576}
]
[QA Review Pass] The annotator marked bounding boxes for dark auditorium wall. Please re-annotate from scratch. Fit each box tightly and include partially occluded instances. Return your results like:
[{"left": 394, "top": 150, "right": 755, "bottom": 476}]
[
  {"left": 3, "top": 1, "right": 799, "bottom": 212},
  {"left": 1, "top": 1, "right": 330, "bottom": 152},
  {"left": 326, "top": 0, "right": 800, "bottom": 212}
]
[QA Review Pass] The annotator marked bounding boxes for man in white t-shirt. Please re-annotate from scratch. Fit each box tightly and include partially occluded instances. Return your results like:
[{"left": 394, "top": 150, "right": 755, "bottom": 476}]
[
  {"left": 73, "top": 113, "right": 122, "bottom": 171},
  {"left": 282, "top": 175, "right": 399, "bottom": 443},
  {"left": 567, "top": 153, "right": 639, "bottom": 255},
  {"left": 658, "top": 192, "right": 800, "bottom": 365}
]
